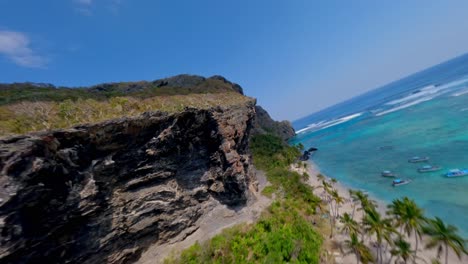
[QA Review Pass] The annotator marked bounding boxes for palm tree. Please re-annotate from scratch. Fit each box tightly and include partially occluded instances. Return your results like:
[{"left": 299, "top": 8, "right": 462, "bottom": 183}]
[
  {"left": 423, "top": 217, "right": 467, "bottom": 264},
  {"left": 389, "top": 237, "right": 415, "bottom": 264},
  {"left": 387, "top": 198, "right": 405, "bottom": 232},
  {"left": 327, "top": 188, "right": 337, "bottom": 238},
  {"left": 362, "top": 208, "right": 395, "bottom": 264},
  {"left": 344, "top": 232, "right": 374, "bottom": 264},
  {"left": 331, "top": 189, "right": 344, "bottom": 218},
  {"left": 354, "top": 190, "right": 377, "bottom": 213},
  {"left": 401, "top": 198, "right": 427, "bottom": 253},
  {"left": 387, "top": 197, "right": 427, "bottom": 257},
  {"left": 317, "top": 173, "right": 325, "bottom": 181},
  {"left": 319, "top": 179, "right": 331, "bottom": 196},
  {"left": 349, "top": 189, "right": 358, "bottom": 220},
  {"left": 340, "top": 212, "right": 360, "bottom": 235}
]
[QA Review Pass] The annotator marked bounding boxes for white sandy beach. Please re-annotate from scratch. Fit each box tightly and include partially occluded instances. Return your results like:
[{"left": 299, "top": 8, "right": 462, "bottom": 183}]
[{"left": 294, "top": 160, "right": 467, "bottom": 264}]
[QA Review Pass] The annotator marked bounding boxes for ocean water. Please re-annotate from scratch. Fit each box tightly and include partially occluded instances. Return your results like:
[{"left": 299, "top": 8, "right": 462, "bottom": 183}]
[{"left": 292, "top": 53, "right": 468, "bottom": 236}]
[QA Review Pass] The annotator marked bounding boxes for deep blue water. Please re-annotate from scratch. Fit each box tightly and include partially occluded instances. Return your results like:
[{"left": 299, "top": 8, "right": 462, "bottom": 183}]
[{"left": 292, "top": 53, "right": 468, "bottom": 236}]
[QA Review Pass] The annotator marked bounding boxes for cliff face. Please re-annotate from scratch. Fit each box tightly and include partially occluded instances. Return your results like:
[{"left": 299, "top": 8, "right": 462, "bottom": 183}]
[
  {"left": 0, "top": 102, "right": 256, "bottom": 263},
  {"left": 252, "top": 106, "right": 295, "bottom": 141}
]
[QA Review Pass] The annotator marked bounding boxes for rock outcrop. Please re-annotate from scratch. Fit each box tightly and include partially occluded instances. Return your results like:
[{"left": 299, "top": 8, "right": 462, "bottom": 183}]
[
  {"left": 252, "top": 105, "right": 295, "bottom": 141},
  {"left": 0, "top": 102, "right": 256, "bottom": 264}
]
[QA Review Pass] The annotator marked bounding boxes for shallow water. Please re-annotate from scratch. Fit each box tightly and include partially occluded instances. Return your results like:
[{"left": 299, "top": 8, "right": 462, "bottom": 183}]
[{"left": 292, "top": 54, "right": 468, "bottom": 236}]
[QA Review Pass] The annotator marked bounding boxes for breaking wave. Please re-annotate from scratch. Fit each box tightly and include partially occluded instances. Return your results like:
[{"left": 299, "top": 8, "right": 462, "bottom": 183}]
[{"left": 296, "top": 112, "right": 363, "bottom": 134}]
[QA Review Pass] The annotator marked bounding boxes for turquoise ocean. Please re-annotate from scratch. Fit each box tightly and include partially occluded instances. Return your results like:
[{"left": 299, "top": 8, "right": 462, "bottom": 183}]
[{"left": 292, "top": 53, "right": 468, "bottom": 236}]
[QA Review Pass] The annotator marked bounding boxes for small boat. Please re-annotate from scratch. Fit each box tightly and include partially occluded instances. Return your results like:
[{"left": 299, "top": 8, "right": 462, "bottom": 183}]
[
  {"left": 418, "top": 165, "right": 442, "bottom": 173},
  {"left": 392, "top": 178, "right": 412, "bottom": 187},
  {"left": 445, "top": 169, "right": 468, "bottom": 178},
  {"left": 381, "top": 170, "right": 397, "bottom": 177},
  {"left": 408, "top": 156, "right": 429, "bottom": 163}
]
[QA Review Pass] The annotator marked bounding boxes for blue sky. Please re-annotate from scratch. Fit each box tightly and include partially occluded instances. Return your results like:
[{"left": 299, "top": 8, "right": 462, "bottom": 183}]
[{"left": 1, "top": 0, "right": 468, "bottom": 120}]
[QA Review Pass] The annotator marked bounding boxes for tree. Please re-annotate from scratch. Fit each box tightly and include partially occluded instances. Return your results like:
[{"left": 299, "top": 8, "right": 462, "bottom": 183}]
[
  {"left": 349, "top": 190, "right": 358, "bottom": 220},
  {"left": 331, "top": 189, "right": 344, "bottom": 218},
  {"left": 423, "top": 217, "right": 467, "bottom": 264},
  {"left": 354, "top": 190, "right": 377, "bottom": 213},
  {"left": 344, "top": 232, "right": 374, "bottom": 264},
  {"left": 387, "top": 198, "right": 405, "bottom": 233},
  {"left": 389, "top": 237, "right": 415, "bottom": 264},
  {"left": 362, "top": 208, "right": 395, "bottom": 264},
  {"left": 396, "top": 198, "right": 427, "bottom": 255},
  {"left": 317, "top": 173, "right": 325, "bottom": 180},
  {"left": 340, "top": 212, "right": 360, "bottom": 235}
]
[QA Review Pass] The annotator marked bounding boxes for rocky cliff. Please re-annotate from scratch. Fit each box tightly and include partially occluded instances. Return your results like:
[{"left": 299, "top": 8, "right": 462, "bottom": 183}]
[
  {"left": 0, "top": 74, "right": 296, "bottom": 264},
  {"left": 0, "top": 102, "right": 256, "bottom": 264},
  {"left": 252, "top": 106, "right": 295, "bottom": 141}
]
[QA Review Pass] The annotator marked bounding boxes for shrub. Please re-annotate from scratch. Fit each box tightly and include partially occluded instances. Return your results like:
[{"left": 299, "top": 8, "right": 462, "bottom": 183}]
[{"left": 166, "top": 134, "right": 324, "bottom": 264}]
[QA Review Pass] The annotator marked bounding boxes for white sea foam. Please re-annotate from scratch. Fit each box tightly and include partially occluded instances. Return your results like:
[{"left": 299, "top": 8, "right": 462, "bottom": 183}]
[
  {"left": 377, "top": 77, "right": 468, "bottom": 117},
  {"left": 451, "top": 89, "right": 468, "bottom": 97},
  {"left": 321, "top": 113, "right": 363, "bottom": 129},
  {"left": 376, "top": 96, "right": 435, "bottom": 116},
  {"left": 385, "top": 85, "right": 442, "bottom": 106},
  {"left": 436, "top": 77, "right": 468, "bottom": 90},
  {"left": 296, "top": 112, "right": 363, "bottom": 134},
  {"left": 386, "top": 78, "right": 468, "bottom": 106}
]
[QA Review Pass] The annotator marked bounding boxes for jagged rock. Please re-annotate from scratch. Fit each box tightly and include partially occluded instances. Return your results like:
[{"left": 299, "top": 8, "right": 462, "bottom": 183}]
[
  {"left": 0, "top": 102, "right": 256, "bottom": 264},
  {"left": 252, "top": 105, "right": 295, "bottom": 141},
  {"left": 208, "top": 75, "right": 244, "bottom": 95},
  {"left": 152, "top": 74, "right": 206, "bottom": 88}
]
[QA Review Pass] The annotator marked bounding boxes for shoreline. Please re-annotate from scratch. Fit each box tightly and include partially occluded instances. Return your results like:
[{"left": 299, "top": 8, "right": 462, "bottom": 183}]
[{"left": 298, "top": 160, "right": 467, "bottom": 264}]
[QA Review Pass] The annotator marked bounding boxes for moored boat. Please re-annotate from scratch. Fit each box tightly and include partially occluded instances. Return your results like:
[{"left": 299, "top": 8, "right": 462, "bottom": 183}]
[
  {"left": 381, "top": 170, "right": 397, "bottom": 177},
  {"left": 417, "top": 165, "right": 442, "bottom": 173},
  {"left": 392, "top": 178, "right": 411, "bottom": 187},
  {"left": 445, "top": 169, "right": 468, "bottom": 178},
  {"left": 408, "top": 156, "right": 429, "bottom": 163}
]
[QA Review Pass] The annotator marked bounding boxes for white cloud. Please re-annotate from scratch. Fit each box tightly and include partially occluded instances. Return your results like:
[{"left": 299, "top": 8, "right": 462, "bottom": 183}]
[{"left": 0, "top": 31, "right": 47, "bottom": 68}]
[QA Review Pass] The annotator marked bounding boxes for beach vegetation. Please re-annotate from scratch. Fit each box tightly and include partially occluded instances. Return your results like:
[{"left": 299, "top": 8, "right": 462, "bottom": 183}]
[
  {"left": 361, "top": 208, "right": 395, "bottom": 264},
  {"left": 340, "top": 212, "right": 360, "bottom": 235},
  {"left": 165, "top": 133, "right": 323, "bottom": 263},
  {"left": 166, "top": 133, "right": 468, "bottom": 264},
  {"left": 340, "top": 190, "right": 468, "bottom": 264},
  {"left": 387, "top": 197, "right": 427, "bottom": 255},
  {"left": 344, "top": 232, "right": 374, "bottom": 264},
  {"left": 423, "top": 217, "right": 467, "bottom": 264},
  {"left": 389, "top": 236, "right": 415, "bottom": 264}
]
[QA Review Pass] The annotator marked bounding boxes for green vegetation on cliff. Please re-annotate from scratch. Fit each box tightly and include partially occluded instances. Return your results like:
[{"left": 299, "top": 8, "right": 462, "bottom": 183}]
[
  {"left": 165, "top": 134, "right": 324, "bottom": 264},
  {"left": 0, "top": 92, "right": 251, "bottom": 136},
  {"left": 0, "top": 76, "right": 251, "bottom": 137},
  {"left": 0, "top": 76, "right": 241, "bottom": 106}
]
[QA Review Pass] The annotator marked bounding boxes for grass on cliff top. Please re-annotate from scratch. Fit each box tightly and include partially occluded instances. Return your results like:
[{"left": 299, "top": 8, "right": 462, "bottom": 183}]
[
  {"left": 0, "top": 92, "right": 251, "bottom": 137},
  {"left": 0, "top": 78, "right": 235, "bottom": 106},
  {"left": 164, "top": 134, "right": 323, "bottom": 264}
]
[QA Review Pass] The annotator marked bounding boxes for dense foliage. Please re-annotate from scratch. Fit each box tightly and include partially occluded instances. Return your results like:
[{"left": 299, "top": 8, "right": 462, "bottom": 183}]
[{"left": 170, "top": 202, "right": 322, "bottom": 264}]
